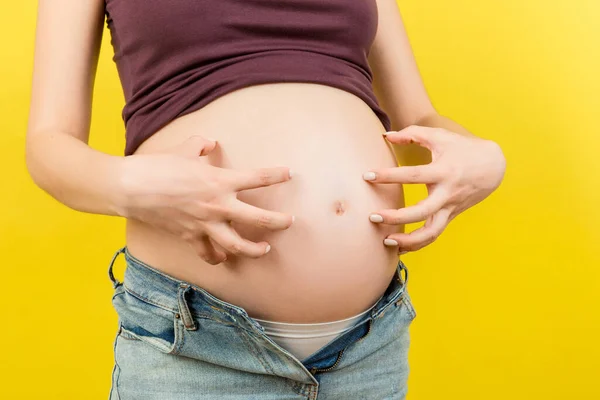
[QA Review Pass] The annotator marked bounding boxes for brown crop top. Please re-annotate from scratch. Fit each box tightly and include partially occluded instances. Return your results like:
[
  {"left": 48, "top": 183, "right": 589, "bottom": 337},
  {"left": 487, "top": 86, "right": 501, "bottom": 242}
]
[{"left": 104, "top": 0, "right": 392, "bottom": 156}]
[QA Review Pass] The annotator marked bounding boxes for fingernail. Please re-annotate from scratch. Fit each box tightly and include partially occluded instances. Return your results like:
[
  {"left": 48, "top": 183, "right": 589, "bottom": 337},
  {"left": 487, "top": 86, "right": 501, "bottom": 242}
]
[
  {"left": 384, "top": 238, "right": 399, "bottom": 246},
  {"left": 265, "top": 244, "right": 271, "bottom": 254},
  {"left": 206, "top": 137, "right": 218, "bottom": 142},
  {"left": 291, "top": 215, "right": 296, "bottom": 223},
  {"left": 398, "top": 250, "right": 408, "bottom": 255},
  {"left": 289, "top": 169, "right": 294, "bottom": 178},
  {"left": 369, "top": 214, "right": 383, "bottom": 223},
  {"left": 363, "top": 172, "right": 376, "bottom": 181}
]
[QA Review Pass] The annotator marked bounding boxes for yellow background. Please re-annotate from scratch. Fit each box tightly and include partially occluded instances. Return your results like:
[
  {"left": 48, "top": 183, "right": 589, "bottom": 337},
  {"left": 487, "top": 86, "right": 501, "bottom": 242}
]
[{"left": 1, "top": 1, "right": 598, "bottom": 398}]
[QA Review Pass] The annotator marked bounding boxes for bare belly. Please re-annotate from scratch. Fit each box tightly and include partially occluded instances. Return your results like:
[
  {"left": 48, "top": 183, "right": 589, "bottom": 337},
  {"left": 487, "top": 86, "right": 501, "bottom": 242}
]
[{"left": 126, "top": 83, "right": 405, "bottom": 323}]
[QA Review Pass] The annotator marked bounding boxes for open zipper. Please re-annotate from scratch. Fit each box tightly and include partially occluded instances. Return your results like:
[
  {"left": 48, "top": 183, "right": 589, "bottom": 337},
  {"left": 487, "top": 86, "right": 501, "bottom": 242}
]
[{"left": 310, "top": 318, "right": 373, "bottom": 374}]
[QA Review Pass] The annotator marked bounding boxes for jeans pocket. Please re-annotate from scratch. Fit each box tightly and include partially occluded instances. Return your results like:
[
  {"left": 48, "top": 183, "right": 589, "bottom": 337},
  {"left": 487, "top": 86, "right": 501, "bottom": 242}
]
[{"left": 111, "top": 286, "right": 182, "bottom": 355}]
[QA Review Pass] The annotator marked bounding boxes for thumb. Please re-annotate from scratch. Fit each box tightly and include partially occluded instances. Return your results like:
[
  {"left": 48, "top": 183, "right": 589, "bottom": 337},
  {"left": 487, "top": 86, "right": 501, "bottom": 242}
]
[{"left": 171, "top": 135, "right": 218, "bottom": 157}]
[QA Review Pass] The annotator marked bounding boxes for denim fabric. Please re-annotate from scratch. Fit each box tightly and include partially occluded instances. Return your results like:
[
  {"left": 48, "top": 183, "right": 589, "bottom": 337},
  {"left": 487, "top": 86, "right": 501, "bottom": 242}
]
[{"left": 108, "top": 246, "right": 416, "bottom": 400}]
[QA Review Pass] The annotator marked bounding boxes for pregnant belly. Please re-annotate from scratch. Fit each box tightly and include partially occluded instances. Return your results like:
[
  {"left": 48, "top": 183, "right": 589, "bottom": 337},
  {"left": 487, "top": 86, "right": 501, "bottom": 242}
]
[{"left": 126, "top": 83, "right": 406, "bottom": 323}]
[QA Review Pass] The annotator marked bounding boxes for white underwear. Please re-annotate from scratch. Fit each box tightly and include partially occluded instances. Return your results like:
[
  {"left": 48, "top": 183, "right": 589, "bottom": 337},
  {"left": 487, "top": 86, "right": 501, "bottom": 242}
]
[{"left": 253, "top": 297, "right": 381, "bottom": 361}]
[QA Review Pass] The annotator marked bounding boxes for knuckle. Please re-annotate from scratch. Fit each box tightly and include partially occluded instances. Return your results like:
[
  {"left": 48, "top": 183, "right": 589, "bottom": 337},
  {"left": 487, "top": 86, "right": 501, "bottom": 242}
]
[
  {"left": 391, "top": 215, "right": 403, "bottom": 225},
  {"left": 180, "top": 230, "right": 196, "bottom": 242},
  {"left": 405, "top": 241, "right": 419, "bottom": 251},
  {"left": 409, "top": 169, "right": 421, "bottom": 181},
  {"left": 212, "top": 204, "right": 230, "bottom": 219},
  {"left": 427, "top": 228, "right": 440, "bottom": 242},
  {"left": 445, "top": 165, "right": 462, "bottom": 181},
  {"left": 204, "top": 202, "right": 229, "bottom": 219},
  {"left": 228, "top": 243, "right": 243, "bottom": 255},
  {"left": 256, "top": 214, "right": 273, "bottom": 228},
  {"left": 257, "top": 169, "right": 272, "bottom": 185},
  {"left": 432, "top": 168, "right": 447, "bottom": 183},
  {"left": 202, "top": 175, "right": 223, "bottom": 193},
  {"left": 416, "top": 209, "right": 429, "bottom": 221}
]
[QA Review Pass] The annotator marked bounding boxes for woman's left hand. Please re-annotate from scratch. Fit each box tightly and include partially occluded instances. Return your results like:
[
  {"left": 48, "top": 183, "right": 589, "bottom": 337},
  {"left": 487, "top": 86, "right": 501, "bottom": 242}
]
[{"left": 363, "top": 125, "right": 506, "bottom": 254}]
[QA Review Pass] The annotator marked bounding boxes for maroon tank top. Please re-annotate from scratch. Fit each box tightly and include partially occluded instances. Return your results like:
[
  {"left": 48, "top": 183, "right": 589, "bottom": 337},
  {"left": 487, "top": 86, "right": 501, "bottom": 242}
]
[{"left": 104, "top": 0, "right": 392, "bottom": 155}]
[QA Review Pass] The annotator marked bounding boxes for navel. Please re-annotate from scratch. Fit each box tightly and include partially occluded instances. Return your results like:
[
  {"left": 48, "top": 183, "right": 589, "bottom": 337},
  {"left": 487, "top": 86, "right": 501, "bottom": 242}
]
[{"left": 334, "top": 200, "right": 346, "bottom": 216}]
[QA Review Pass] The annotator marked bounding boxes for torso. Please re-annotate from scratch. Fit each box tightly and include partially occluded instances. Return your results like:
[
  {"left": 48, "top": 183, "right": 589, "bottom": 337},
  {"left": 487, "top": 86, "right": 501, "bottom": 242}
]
[{"left": 126, "top": 82, "right": 405, "bottom": 323}]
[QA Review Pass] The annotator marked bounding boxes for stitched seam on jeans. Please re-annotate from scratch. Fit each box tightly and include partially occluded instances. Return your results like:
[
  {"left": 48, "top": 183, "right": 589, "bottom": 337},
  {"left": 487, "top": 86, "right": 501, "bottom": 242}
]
[
  {"left": 118, "top": 327, "right": 141, "bottom": 341},
  {"left": 192, "top": 314, "right": 240, "bottom": 327},
  {"left": 172, "top": 316, "right": 185, "bottom": 355},
  {"left": 372, "top": 288, "right": 405, "bottom": 319},
  {"left": 119, "top": 325, "right": 178, "bottom": 354},
  {"left": 123, "top": 281, "right": 255, "bottom": 334},
  {"left": 240, "top": 330, "right": 314, "bottom": 389},
  {"left": 123, "top": 284, "right": 178, "bottom": 313},
  {"left": 238, "top": 329, "right": 276, "bottom": 374},
  {"left": 239, "top": 332, "right": 308, "bottom": 392},
  {"left": 113, "top": 328, "right": 123, "bottom": 400},
  {"left": 402, "top": 295, "right": 417, "bottom": 319}
]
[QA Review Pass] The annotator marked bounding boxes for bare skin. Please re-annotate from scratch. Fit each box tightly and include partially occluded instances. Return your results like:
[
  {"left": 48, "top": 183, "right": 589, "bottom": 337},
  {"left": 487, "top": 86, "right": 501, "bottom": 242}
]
[
  {"left": 26, "top": 0, "right": 505, "bottom": 323},
  {"left": 125, "top": 83, "right": 403, "bottom": 322}
]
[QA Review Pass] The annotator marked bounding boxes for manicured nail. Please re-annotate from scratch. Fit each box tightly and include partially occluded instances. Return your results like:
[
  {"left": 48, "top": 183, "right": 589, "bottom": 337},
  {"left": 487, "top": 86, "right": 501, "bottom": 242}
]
[
  {"left": 291, "top": 215, "right": 296, "bottom": 223},
  {"left": 265, "top": 244, "right": 271, "bottom": 254},
  {"left": 384, "top": 238, "right": 399, "bottom": 246},
  {"left": 369, "top": 214, "right": 383, "bottom": 223},
  {"left": 289, "top": 169, "right": 295, "bottom": 178},
  {"left": 363, "top": 172, "right": 376, "bottom": 181}
]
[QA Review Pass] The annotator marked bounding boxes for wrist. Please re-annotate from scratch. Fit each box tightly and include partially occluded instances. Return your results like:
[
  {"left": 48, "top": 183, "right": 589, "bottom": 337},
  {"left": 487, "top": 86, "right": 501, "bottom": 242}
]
[{"left": 111, "top": 155, "right": 136, "bottom": 218}]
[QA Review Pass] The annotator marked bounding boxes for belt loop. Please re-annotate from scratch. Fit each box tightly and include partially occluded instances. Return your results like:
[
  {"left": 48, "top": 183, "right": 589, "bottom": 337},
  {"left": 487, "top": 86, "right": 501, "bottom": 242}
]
[
  {"left": 108, "top": 246, "right": 126, "bottom": 288},
  {"left": 177, "top": 283, "right": 198, "bottom": 331},
  {"left": 398, "top": 259, "right": 408, "bottom": 288}
]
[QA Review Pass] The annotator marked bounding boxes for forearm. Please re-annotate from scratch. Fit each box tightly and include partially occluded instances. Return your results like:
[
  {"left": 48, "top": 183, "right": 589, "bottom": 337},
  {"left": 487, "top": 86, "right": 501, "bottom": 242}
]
[{"left": 25, "top": 131, "right": 128, "bottom": 217}]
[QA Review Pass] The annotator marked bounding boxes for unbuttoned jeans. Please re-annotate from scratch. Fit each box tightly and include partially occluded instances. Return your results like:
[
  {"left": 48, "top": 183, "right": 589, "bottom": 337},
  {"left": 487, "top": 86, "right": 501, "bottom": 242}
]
[{"left": 108, "top": 246, "right": 416, "bottom": 400}]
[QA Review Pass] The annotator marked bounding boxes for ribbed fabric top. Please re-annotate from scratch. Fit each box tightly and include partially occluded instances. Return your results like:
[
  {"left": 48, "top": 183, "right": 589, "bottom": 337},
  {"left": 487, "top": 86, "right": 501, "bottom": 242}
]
[{"left": 104, "top": 0, "right": 392, "bottom": 156}]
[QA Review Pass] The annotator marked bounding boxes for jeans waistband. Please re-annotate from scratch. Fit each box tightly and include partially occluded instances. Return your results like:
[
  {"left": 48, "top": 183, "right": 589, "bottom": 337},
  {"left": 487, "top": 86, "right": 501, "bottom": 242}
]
[{"left": 107, "top": 246, "right": 409, "bottom": 334}]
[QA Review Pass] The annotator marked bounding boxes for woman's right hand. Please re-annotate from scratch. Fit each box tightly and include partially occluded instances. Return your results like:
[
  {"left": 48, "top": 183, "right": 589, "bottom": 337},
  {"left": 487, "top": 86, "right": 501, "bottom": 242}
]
[{"left": 117, "top": 136, "right": 294, "bottom": 265}]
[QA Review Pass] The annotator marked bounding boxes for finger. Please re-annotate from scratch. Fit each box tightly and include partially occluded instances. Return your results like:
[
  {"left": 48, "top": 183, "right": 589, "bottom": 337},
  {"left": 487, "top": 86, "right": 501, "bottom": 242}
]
[
  {"left": 170, "top": 135, "right": 218, "bottom": 158},
  {"left": 385, "top": 208, "right": 450, "bottom": 252},
  {"left": 363, "top": 164, "right": 442, "bottom": 184},
  {"left": 223, "top": 200, "right": 295, "bottom": 230},
  {"left": 205, "top": 222, "right": 271, "bottom": 258},
  {"left": 225, "top": 166, "right": 293, "bottom": 192},
  {"left": 186, "top": 234, "right": 227, "bottom": 265},
  {"left": 200, "top": 234, "right": 228, "bottom": 264},
  {"left": 370, "top": 187, "right": 448, "bottom": 225},
  {"left": 382, "top": 125, "right": 441, "bottom": 150}
]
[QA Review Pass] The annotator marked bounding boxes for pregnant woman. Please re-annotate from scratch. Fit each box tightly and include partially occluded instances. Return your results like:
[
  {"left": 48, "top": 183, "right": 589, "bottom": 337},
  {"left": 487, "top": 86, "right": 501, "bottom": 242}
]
[{"left": 26, "top": 1, "right": 505, "bottom": 399}]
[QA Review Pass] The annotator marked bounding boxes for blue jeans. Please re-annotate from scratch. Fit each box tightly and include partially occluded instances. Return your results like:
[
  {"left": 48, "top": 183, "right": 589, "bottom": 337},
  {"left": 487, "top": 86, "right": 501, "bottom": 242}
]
[{"left": 108, "top": 246, "right": 417, "bottom": 399}]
